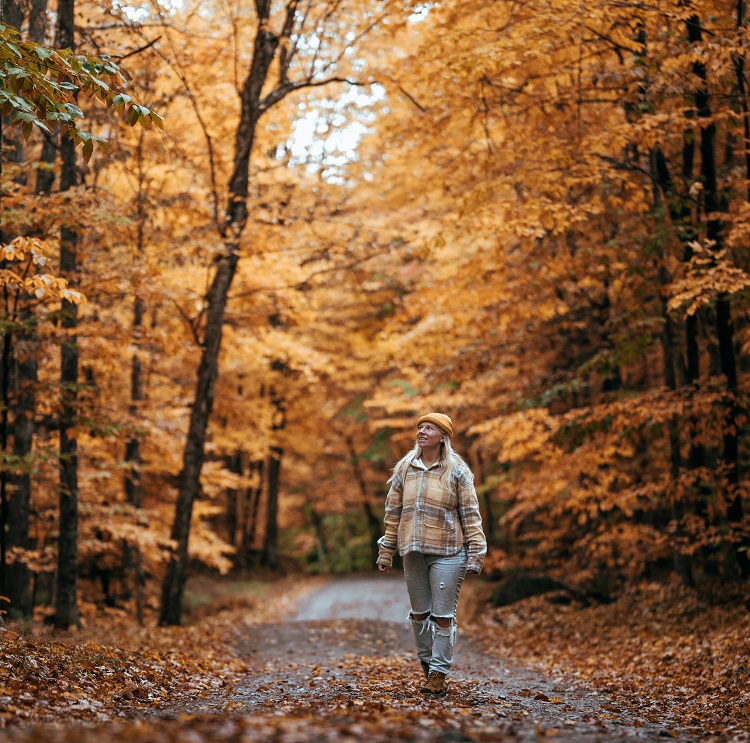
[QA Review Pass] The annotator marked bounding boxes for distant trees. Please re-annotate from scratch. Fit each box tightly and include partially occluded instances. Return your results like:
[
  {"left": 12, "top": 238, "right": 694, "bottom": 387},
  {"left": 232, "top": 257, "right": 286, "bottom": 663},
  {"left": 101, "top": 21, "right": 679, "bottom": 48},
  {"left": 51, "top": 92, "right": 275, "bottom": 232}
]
[{"left": 360, "top": 0, "right": 750, "bottom": 593}]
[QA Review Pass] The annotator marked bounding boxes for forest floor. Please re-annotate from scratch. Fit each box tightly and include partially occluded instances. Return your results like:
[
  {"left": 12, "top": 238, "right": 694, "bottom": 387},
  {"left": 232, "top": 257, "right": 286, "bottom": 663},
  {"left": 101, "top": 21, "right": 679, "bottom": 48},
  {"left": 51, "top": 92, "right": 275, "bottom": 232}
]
[{"left": 1, "top": 572, "right": 749, "bottom": 742}]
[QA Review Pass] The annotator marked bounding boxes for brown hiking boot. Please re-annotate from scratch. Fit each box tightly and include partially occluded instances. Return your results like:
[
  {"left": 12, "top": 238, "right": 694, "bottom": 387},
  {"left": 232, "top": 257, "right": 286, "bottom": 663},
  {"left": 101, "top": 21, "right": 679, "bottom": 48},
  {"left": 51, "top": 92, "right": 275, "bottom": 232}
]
[
  {"left": 421, "top": 670, "right": 448, "bottom": 696},
  {"left": 420, "top": 661, "right": 430, "bottom": 679}
]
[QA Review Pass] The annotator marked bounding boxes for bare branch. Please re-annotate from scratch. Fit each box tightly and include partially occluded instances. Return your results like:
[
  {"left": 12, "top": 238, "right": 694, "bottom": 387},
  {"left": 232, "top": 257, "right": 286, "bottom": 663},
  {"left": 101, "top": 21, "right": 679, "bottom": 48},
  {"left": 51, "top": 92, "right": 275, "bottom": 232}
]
[
  {"left": 278, "top": 0, "right": 301, "bottom": 86},
  {"left": 595, "top": 153, "right": 700, "bottom": 208},
  {"left": 260, "top": 75, "right": 362, "bottom": 112},
  {"left": 228, "top": 246, "right": 393, "bottom": 301},
  {"left": 170, "top": 298, "right": 204, "bottom": 347},
  {"left": 393, "top": 82, "right": 427, "bottom": 113},
  {"left": 116, "top": 36, "right": 162, "bottom": 62}
]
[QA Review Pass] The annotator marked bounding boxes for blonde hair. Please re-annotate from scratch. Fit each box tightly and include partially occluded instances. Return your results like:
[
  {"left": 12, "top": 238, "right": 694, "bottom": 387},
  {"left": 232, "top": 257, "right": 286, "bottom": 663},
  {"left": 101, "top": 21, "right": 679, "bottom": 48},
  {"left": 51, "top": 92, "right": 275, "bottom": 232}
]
[{"left": 388, "top": 436, "right": 469, "bottom": 490}]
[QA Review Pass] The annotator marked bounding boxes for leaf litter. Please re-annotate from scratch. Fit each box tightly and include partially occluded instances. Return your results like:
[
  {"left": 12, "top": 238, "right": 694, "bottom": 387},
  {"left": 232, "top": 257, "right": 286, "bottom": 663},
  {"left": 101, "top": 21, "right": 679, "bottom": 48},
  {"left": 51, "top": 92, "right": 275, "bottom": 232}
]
[{"left": 0, "top": 576, "right": 747, "bottom": 742}]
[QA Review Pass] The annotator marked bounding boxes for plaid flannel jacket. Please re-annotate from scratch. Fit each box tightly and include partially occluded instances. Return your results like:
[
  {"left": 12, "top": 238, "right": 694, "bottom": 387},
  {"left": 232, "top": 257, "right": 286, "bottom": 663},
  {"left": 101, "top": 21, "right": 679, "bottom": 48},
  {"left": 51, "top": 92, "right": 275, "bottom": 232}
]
[{"left": 376, "top": 459, "right": 487, "bottom": 574}]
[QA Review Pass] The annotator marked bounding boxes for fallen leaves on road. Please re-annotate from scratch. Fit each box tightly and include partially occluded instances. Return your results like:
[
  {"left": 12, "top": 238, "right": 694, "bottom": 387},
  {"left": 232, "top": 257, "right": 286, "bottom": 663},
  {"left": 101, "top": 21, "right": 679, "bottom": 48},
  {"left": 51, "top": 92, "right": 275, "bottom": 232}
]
[
  {"left": 467, "top": 580, "right": 750, "bottom": 741},
  {"left": 1, "top": 576, "right": 748, "bottom": 742},
  {"left": 0, "top": 614, "right": 247, "bottom": 727}
]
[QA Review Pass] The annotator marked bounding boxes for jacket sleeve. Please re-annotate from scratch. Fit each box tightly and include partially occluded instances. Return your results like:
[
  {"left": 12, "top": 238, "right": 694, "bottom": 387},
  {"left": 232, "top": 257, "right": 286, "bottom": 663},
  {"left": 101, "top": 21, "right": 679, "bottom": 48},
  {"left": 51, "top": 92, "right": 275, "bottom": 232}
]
[
  {"left": 376, "top": 473, "right": 403, "bottom": 568},
  {"left": 456, "top": 466, "right": 487, "bottom": 574}
]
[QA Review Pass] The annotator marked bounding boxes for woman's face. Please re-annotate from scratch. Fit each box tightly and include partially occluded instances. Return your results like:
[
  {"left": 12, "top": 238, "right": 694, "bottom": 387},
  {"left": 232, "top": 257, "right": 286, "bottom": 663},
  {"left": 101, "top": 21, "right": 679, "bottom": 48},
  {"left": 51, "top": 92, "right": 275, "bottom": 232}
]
[{"left": 417, "top": 422, "right": 444, "bottom": 449}]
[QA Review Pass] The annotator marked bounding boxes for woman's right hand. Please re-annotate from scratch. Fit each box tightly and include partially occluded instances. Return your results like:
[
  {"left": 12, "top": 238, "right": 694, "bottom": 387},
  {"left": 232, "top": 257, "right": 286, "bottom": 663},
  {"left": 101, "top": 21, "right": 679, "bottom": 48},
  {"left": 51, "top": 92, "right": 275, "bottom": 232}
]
[{"left": 377, "top": 563, "right": 390, "bottom": 572}]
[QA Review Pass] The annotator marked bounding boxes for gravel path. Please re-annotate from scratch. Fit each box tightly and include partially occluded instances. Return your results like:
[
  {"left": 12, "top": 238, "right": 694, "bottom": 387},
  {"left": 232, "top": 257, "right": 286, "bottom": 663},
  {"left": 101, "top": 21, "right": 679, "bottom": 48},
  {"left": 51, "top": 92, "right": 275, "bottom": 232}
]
[
  {"left": 223, "top": 574, "right": 683, "bottom": 742},
  {"left": 0, "top": 575, "right": 696, "bottom": 742}
]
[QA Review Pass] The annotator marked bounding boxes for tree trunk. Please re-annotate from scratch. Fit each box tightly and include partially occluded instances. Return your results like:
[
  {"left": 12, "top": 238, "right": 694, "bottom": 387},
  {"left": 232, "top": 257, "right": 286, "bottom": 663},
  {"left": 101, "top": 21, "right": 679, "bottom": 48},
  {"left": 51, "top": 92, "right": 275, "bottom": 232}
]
[
  {"left": 687, "top": 12, "right": 750, "bottom": 578},
  {"left": 159, "top": 252, "right": 240, "bottom": 624},
  {"left": 122, "top": 293, "right": 145, "bottom": 623},
  {"left": 732, "top": 0, "right": 750, "bottom": 201},
  {"left": 125, "top": 308, "right": 144, "bottom": 506},
  {"left": 3, "top": 0, "right": 50, "bottom": 616},
  {"left": 242, "top": 458, "right": 264, "bottom": 566},
  {"left": 345, "top": 435, "right": 382, "bottom": 565},
  {"left": 5, "top": 325, "right": 39, "bottom": 616},
  {"left": 261, "top": 446, "right": 282, "bottom": 569},
  {"left": 53, "top": 0, "right": 80, "bottom": 630},
  {"left": 158, "top": 1, "right": 286, "bottom": 625},
  {"left": 225, "top": 450, "right": 242, "bottom": 548},
  {"left": 310, "top": 506, "right": 328, "bottom": 564},
  {"left": 2, "top": 1, "right": 27, "bottom": 183},
  {"left": 261, "top": 344, "right": 288, "bottom": 571},
  {"left": 650, "top": 147, "right": 694, "bottom": 588},
  {"left": 0, "top": 306, "right": 11, "bottom": 605},
  {"left": 123, "top": 131, "right": 147, "bottom": 622},
  {"left": 3, "top": 0, "right": 23, "bottom": 29},
  {"left": 732, "top": 0, "right": 750, "bottom": 577}
]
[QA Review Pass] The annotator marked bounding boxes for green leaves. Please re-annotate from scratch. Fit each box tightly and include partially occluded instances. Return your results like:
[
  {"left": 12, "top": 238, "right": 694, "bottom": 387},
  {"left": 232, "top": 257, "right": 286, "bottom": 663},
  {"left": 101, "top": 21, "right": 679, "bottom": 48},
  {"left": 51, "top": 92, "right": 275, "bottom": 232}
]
[
  {"left": 0, "top": 21, "right": 164, "bottom": 161},
  {"left": 111, "top": 93, "right": 133, "bottom": 112}
]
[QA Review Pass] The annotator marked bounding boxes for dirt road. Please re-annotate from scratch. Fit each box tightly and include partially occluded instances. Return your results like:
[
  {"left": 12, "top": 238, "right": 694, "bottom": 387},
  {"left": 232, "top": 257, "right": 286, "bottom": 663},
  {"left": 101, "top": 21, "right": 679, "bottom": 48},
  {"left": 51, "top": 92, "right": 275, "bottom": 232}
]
[
  {"left": 204, "top": 574, "right": 679, "bottom": 741},
  {"left": 1, "top": 575, "right": 693, "bottom": 742}
]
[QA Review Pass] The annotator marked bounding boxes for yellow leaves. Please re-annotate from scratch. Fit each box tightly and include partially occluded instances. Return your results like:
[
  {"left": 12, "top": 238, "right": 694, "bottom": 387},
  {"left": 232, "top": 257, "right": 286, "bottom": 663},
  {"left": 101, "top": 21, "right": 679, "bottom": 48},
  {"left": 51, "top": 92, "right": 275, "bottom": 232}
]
[
  {"left": 470, "top": 409, "right": 559, "bottom": 464},
  {"left": 199, "top": 461, "right": 260, "bottom": 499},
  {"left": 0, "top": 237, "right": 87, "bottom": 303},
  {"left": 667, "top": 241, "right": 750, "bottom": 317},
  {"left": 1, "top": 236, "right": 48, "bottom": 265},
  {"left": 188, "top": 502, "right": 236, "bottom": 575}
]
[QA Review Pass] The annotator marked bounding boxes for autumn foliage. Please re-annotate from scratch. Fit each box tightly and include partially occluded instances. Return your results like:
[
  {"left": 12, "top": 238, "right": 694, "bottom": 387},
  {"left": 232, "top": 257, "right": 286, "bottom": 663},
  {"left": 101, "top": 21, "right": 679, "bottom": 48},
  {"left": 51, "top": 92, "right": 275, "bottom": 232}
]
[{"left": 0, "top": 0, "right": 749, "bottom": 645}]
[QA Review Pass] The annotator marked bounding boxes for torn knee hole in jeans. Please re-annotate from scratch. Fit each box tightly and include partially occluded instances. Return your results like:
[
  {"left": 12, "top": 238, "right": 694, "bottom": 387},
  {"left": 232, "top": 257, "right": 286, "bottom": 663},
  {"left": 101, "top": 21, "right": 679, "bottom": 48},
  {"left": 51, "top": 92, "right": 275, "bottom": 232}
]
[
  {"left": 432, "top": 615, "right": 454, "bottom": 631},
  {"left": 408, "top": 611, "right": 432, "bottom": 634},
  {"left": 431, "top": 615, "right": 457, "bottom": 643}
]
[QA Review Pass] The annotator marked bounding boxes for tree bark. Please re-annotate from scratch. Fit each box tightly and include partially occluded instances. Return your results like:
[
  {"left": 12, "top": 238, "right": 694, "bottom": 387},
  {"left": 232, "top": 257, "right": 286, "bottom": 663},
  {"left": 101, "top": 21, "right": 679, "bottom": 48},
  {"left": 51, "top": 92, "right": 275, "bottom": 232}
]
[
  {"left": 650, "top": 147, "right": 694, "bottom": 588},
  {"left": 0, "top": 303, "right": 11, "bottom": 604},
  {"left": 729, "top": 0, "right": 750, "bottom": 567},
  {"left": 687, "top": 12, "right": 750, "bottom": 578},
  {"left": 158, "top": 5, "right": 284, "bottom": 625},
  {"left": 53, "top": 0, "right": 80, "bottom": 630},
  {"left": 123, "top": 131, "right": 147, "bottom": 622},
  {"left": 159, "top": 252, "right": 240, "bottom": 623},
  {"left": 345, "top": 435, "right": 382, "bottom": 565},
  {"left": 5, "top": 326, "right": 39, "bottom": 616},
  {"left": 124, "top": 308, "right": 145, "bottom": 506},
  {"left": 261, "top": 446, "right": 282, "bottom": 569},
  {"left": 2, "top": 1, "right": 27, "bottom": 183},
  {"left": 310, "top": 506, "right": 328, "bottom": 564},
  {"left": 225, "top": 449, "right": 242, "bottom": 548},
  {"left": 242, "top": 458, "right": 264, "bottom": 566},
  {"left": 2, "top": 0, "right": 50, "bottom": 617},
  {"left": 261, "top": 331, "right": 288, "bottom": 570}
]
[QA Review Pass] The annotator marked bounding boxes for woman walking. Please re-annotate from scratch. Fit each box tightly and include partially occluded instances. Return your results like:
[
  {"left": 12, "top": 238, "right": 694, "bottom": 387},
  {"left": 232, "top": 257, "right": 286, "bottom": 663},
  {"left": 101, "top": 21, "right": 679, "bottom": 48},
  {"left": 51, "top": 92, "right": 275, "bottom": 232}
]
[{"left": 377, "top": 412, "right": 487, "bottom": 697}]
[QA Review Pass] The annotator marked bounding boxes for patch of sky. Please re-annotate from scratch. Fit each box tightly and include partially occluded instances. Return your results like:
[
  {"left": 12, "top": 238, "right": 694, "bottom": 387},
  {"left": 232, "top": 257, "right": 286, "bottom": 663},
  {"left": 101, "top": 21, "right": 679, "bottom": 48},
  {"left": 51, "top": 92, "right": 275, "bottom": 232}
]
[
  {"left": 114, "top": 0, "right": 183, "bottom": 22},
  {"left": 409, "top": 3, "right": 432, "bottom": 22},
  {"left": 285, "top": 82, "right": 385, "bottom": 185}
]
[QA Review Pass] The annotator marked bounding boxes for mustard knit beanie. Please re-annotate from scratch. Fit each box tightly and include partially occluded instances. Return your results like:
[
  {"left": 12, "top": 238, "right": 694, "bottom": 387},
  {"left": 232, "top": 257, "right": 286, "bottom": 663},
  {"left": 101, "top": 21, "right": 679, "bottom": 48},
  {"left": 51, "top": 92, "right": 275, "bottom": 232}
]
[{"left": 417, "top": 413, "right": 454, "bottom": 438}]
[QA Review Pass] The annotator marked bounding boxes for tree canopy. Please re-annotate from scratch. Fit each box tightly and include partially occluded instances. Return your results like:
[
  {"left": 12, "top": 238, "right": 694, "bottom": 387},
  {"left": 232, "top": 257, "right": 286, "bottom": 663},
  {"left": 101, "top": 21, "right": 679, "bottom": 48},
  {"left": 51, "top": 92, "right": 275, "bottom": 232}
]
[{"left": 2, "top": 0, "right": 750, "bottom": 626}]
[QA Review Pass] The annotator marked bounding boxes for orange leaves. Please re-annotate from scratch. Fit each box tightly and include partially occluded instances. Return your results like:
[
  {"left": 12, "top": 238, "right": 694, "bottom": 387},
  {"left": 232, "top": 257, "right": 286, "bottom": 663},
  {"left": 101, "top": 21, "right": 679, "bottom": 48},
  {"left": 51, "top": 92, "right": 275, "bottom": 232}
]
[
  {"left": 0, "top": 629, "right": 239, "bottom": 727},
  {"left": 472, "top": 582, "right": 750, "bottom": 738},
  {"left": 667, "top": 241, "right": 750, "bottom": 318},
  {"left": 0, "top": 237, "right": 86, "bottom": 303},
  {"left": 470, "top": 410, "right": 559, "bottom": 465}
]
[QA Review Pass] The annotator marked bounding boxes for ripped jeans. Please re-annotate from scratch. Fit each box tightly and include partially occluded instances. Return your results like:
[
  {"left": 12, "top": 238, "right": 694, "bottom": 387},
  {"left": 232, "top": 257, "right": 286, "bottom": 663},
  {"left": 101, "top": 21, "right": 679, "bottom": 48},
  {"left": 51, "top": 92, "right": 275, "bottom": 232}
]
[{"left": 403, "top": 548, "right": 467, "bottom": 675}]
